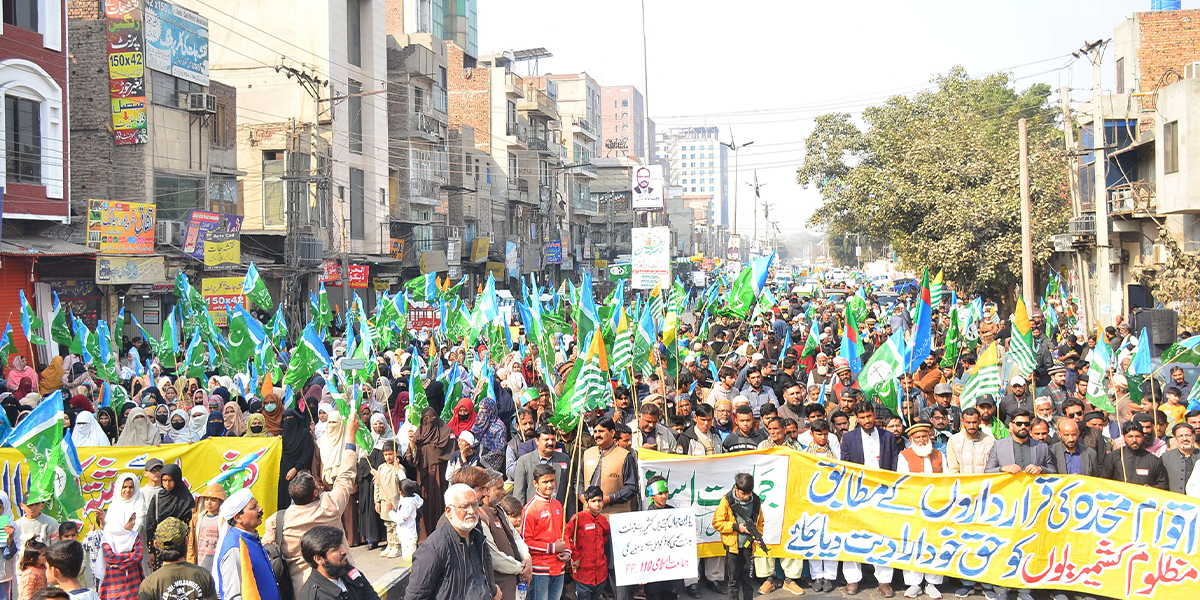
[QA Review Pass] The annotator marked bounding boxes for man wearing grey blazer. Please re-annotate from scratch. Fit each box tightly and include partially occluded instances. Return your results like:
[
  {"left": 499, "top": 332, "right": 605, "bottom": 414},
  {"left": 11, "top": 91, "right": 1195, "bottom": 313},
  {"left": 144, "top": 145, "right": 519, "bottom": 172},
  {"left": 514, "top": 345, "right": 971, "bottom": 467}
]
[
  {"left": 512, "top": 426, "right": 571, "bottom": 505},
  {"left": 984, "top": 409, "right": 1056, "bottom": 475},
  {"left": 1049, "top": 418, "right": 1096, "bottom": 476}
]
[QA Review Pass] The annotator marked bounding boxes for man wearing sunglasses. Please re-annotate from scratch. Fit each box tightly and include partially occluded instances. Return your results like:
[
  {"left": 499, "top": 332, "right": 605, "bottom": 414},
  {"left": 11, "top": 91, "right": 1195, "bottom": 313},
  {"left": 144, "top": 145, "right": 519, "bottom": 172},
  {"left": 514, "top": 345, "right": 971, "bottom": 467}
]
[{"left": 998, "top": 376, "right": 1036, "bottom": 427}]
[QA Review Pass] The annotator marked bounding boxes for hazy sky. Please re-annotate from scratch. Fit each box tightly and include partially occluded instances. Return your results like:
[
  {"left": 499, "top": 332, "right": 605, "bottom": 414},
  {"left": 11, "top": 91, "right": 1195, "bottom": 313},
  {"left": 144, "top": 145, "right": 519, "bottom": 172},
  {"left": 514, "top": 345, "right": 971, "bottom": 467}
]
[{"left": 480, "top": 0, "right": 1191, "bottom": 238}]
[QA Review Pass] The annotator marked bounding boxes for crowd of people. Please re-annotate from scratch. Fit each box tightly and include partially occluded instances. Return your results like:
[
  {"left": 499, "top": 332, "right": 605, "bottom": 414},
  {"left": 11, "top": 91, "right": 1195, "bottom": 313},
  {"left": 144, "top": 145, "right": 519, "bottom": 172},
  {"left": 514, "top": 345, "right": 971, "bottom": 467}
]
[{"left": 0, "top": 273, "right": 1197, "bottom": 600}]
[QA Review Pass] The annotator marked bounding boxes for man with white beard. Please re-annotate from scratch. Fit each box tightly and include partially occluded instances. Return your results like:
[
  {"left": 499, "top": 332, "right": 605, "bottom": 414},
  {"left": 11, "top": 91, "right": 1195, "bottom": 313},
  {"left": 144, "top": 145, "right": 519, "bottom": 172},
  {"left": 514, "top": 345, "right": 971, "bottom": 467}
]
[
  {"left": 895, "top": 421, "right": 944, "bottom": 599},
  {"left": 405, "top": 484, "right": 502, "bottom": 600}
]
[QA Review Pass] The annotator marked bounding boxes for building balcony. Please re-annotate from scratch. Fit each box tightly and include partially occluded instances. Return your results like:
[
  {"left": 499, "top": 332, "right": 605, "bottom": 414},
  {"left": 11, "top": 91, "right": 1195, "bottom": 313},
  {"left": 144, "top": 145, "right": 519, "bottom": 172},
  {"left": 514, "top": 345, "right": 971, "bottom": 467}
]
[
  {"left": 572, "top": 117, "right": 598, "bottom": 141},
  {"left": 573, "top": 162, "right": 598, "bottom": 179},
  {"left": 528, "top": 137, "right": 548, "bottom": 152},
  {"left": 539, "top": 184, "right": 552, "bottom": 205},
  {"left": 507, "top": 176, "right": 533, "bottom": 204},
  {"left": 553, "top": 140, "right": 568, "bottom": 162},
  {"left": 573, "top": 191, "right": 599, "bottom": 217},
  {"left": 410, "top": 178, "right": 442, "bottom": 205},
  {"left": 505, "top": 72, "right": 525, "bottom": 98},
  {"left": 1107, "top": 181, "right": 1156, "bottom": 217},
  {"left": 406, "top": 110, "right": 447, "bottom": 142},
  {"left": 518, "top": 87, "right": 559, "bottom": 120},
  {"left": 505, "top": 121, "right": 528, "bottom": 147}
]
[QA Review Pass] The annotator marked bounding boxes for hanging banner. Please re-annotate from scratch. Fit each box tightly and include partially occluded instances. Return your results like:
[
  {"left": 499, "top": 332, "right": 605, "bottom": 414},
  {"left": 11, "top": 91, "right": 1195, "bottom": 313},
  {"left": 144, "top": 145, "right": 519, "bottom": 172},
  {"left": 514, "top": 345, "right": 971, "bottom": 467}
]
[
  {"left": 610, "top": 508, "right": 699, "bottom": 586},
  {"left": 105, "top": 1, "right": 147, "bottom": 145},
  {"left": 632, "top": 227, "right": 671, "bottom": 290},
  {"left": 471, "top": 238, "right": 490, "bottom": 263},
  {"left": 0, "top": 439, "right": 281, "bottom": 535},
  {"left": 320, "top": 260, "right": 369, "bottom": 288},
  {"left": 638, "top": 448, "right": 1200, "bottom": 600},
  {"left": 545, "top": 240, "right": 562, "bottom": 265},
  {"left": 202, "top": 276, "right": 244, "bottom": 326},
  {"left": 143, "top": 0, "right": 210, "bottom": 85},
  {"left": 203, "top": 230, "right": 241, "bottom": 270},
  {"left": 93, "top": 200, "right": 156, "bottom": 254},
  {"left": 95, "top": 256, "right": 166, "bottom": 284},
  {"left": 182, "top": 210, "right": 243, "bottom": 259},
  {"left": 631, "top": 164, "right": 665, "bottom": 211},
  {"left": 505, "top": 241, "right": 520, "bottom": 278}
]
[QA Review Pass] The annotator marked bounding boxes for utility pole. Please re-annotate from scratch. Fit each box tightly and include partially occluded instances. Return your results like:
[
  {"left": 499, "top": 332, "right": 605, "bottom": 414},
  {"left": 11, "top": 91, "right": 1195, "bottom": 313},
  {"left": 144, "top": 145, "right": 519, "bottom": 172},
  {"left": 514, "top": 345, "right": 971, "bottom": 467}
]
[
  {"left": 720, "top": 135, "right": 753, "bottom": 254},
  {"left": 747, "top": 172, "right": 764, "bottom": 254},
  {"left": 1084, "top": 40, "right": 1114, "bottom": 325},
  {"left": 1019, "top": 118, "right": 1034, "bottom": 304},
  {"left": 1061, "top": 86, "right": 1093, "bottom": 329}
]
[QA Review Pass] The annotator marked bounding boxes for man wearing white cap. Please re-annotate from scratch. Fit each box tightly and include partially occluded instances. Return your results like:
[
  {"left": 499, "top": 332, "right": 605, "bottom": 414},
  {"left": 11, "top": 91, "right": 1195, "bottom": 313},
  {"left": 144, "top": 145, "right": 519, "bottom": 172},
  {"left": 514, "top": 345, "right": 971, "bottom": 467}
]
[
  {"left": 213, "top": 488, "right": 281, "bottom": 600},
  {"left": 895, "top": 422, "right": 944, "bottom": 599},
  {"left": 998, "top": 376, "right": 1035, "bottom": 426}
]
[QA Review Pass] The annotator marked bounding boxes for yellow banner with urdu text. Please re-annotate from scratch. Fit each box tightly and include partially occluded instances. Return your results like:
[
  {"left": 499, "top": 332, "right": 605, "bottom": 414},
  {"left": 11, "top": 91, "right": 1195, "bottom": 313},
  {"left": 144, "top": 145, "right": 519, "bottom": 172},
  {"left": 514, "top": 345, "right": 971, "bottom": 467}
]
[
  {"left": 638, "top": 447, "right": 1199, "bottom": 600},
  {"left": 0, "top": 438, "right": 281, "bottom": 535}
]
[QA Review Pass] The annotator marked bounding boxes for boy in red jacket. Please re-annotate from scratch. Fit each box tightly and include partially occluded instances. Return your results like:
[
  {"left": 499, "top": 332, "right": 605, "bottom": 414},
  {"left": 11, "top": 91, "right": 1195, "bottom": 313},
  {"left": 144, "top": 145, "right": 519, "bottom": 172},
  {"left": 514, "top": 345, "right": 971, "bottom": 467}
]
[
  {"left": 522, "top": 464, "right": 569, "bottom": 600},
  {"left": 565, "top": 486, "right": 610, "bottom": 600}
]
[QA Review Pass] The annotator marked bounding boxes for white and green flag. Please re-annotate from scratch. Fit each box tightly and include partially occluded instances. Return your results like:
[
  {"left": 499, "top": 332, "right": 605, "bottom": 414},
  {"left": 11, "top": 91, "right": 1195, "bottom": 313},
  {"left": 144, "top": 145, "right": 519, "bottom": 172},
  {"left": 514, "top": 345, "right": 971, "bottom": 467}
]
[
  {"left": 242, "top": 261, "right": 273, "bottom": 308},
  {"left": 859, "top": 331, "right": 907, "bottom": 412}
]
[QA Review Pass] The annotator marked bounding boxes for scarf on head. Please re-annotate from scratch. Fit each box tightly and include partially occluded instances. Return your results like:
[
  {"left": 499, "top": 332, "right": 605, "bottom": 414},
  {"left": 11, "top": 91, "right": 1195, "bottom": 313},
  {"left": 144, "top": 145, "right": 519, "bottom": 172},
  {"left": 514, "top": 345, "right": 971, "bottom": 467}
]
[
  {"left": 206, "top": 410, "right": 226, "bottom": 438},
  {"left": 262, "top": 394, "right": 285, "bottom": 435},
  {"left": 447, "top": 397, "right": 477, "bottom": 437},
  {"left": 187, "top": 406, "right": 209, "bottom": 442},
  {"left": 72, "top": 411, "right": 111, "bottom": 447},
  {"left": 279, "top": 409, "right": 315, "bottom": 470},
  {"left": 96, "top": 407, "right": 119, "bottom": 443},
  {"left": 414, "top": 407, "right": 454, "bottom": 467},
  {"left": 38, "top": 356, "right": 64, "bottom": 397},
  {"left": 106, "top": 472, "right": 145, "bottom": 532},
  {"left": 315, "top": 403, "right": 334, "bottom": 440},
  {"left": 223, "top": 403, "right": 246, "bottom": 436},
  {"left": 154, "top": 464, "right": 197, "bottom": 522},
  {"left": 116, "top": 408, "right": 160, "bottom": 446},
  {"left": 244, "top": 413, "right": 272, "bottom": 437},
  {"left": 102, "top": 501, "right": 140, "bottom": 554},
  {"left": 317, "top": 411, "right": 346, "bottom": 484},
  {"left": 471, "top": 397, "right": 500, "bottom": 439},
  {"left": 370, "top": 412, "right": 395, "bottom": 451}
]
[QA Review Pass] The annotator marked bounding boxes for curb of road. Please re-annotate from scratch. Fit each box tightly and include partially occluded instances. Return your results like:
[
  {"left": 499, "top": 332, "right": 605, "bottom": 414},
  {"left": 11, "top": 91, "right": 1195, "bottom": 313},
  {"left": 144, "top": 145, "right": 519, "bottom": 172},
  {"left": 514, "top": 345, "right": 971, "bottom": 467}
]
[{"left": 374, "top": 565, "right": 412, "bottom": 600}]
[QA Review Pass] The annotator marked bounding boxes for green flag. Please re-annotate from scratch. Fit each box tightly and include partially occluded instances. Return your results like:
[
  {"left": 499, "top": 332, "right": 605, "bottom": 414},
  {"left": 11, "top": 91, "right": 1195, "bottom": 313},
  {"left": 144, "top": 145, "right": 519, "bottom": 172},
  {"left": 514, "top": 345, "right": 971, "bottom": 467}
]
[
  {"left": 242, "top": 262, "right": 273, "bottom": 308},
  {"left": 860, "top": 332, "right": 905, "bottom": 413},
  {"left": 0, "top": 325, "right": 17, "bottom": 361},
  {"left": 49, "top": 292, "right": 72, "bottom": 347},
  {"left": 1086, "top": 342, "right": 1115, "bottom": 413},
  {"left": 961, "top": 343, "right": 1001, "bottom": 410},
  {"left": 611, "top": 310, "right": 633, "bottom": 372},
  {"left": 941, "top": 308, "right": 962, "bottom": 368}
]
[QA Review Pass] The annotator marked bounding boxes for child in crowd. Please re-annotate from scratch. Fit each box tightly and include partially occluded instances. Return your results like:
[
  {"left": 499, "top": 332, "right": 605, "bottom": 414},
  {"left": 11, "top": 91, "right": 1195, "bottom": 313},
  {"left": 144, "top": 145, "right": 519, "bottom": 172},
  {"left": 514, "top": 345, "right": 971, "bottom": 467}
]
[
  {"left": 17, "top": 539, "right": 47, "bottom": 600},
  {"left": 188, "top": 484, "right": 226, "bottom": 570},
  {"left": 1163, "top": 387, "right": 1186, "bottom": 426},
  {"left": 712, "top": 473, "right": 764, "bottom": 600},
  {"left": 521, "top": 464, "right": 567, "bottom": 600},
  {"left": 374, "top": 440, "right": 408, "bottom": 559},
  {"left": 45, "top": 540, "right": 101, "bottom": 600},
  {"left": 15, "top": 500, "right": 59, "bottom": 550},
  {"left": 803, "top": 420, "right": 839, "bottom": 593},
  {"left": 644, "top": 477, "right": 682, "bottom": 600},
  {"left": 390, "top": 480, "right": 424, "bottom": 562},
  {"left": 564, "top": 486, "right": 610, "bottom": 600},
  {"left": 498, "top": 496, "right": 524, "bottom": 534},
  {"left": 57, "top": 523, "right": 79, "bottom": 542}
]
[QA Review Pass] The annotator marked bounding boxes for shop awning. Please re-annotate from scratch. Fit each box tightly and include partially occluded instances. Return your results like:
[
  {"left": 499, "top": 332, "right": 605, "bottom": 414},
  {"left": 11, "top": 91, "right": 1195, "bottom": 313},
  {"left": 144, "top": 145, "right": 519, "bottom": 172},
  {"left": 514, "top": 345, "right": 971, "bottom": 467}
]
[{"left": 0, "top": 237, "right": 98, "bottom": 257}]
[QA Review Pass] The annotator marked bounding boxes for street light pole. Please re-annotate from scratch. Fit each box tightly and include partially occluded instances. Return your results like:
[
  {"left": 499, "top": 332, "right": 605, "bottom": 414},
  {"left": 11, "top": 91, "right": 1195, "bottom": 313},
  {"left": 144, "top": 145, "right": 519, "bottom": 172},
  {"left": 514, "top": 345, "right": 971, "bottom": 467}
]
[{"left": 720, "top": 136, "right": 753, "bottom": 253}]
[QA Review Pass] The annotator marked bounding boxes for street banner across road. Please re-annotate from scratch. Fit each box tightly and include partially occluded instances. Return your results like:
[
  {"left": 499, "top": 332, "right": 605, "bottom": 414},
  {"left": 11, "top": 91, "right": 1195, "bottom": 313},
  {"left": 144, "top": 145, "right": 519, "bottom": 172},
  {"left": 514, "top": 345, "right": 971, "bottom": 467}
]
[
  {"left": 632, "top": 227, "right": 671, "bottom": 290},
  {"left": 610, "top": 508, "right": 699, "bottom": 586},
  {"left": 638, "top": 447, "right": 1199, "bottom": 600},
  {"left": 0, "top": 438, "right": 281, "bottom": 534}
]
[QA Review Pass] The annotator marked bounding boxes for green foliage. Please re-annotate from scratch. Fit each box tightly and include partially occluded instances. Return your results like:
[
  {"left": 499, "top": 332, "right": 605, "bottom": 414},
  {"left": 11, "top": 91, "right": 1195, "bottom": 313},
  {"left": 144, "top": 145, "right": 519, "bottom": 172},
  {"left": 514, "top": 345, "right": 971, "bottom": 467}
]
[
  {"left": 797, "top": 67, "right": 1070, "bottom": 296},
  {"left": 1136, "top": 230, "right": 1200, "bottom": 331}
]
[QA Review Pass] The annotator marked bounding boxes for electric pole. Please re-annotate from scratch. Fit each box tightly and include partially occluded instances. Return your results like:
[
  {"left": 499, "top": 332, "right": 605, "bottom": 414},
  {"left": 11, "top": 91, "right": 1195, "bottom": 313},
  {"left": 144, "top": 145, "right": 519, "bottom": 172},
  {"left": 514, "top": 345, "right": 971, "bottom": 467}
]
[
  {"left": 720, "top": 135, "right": 753, "bottom": 258},
  {"left": 1078, "top": 39, "right": 1114, "bottom": 324},
  {"left": 747, "top": 172, "right": 764, "bottom": 255},
  {"left": 1061, "top": 85, "right": 1093, "bottom": 329},
  {"left": 1019, "top": 118, "right": 1033, "bottom": 304}
]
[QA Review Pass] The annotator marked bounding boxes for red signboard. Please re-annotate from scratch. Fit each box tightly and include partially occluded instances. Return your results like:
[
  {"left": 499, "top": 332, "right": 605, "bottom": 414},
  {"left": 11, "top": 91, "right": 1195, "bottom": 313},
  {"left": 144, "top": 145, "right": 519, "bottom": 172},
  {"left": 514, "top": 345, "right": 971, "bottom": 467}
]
[{"left": 320, "top": 260, "right": 369, "bottom": 288}]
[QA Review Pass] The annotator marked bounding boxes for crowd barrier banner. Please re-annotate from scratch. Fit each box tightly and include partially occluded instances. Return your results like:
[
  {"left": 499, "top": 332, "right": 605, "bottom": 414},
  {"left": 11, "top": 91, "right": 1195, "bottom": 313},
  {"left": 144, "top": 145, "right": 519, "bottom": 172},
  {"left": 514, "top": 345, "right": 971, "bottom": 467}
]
[
  {"left": 0, "top": 438, "right": 282, "bottom": 534},
  {"left": 638, "top": 447, "right": 1199, "bottom": 600}
]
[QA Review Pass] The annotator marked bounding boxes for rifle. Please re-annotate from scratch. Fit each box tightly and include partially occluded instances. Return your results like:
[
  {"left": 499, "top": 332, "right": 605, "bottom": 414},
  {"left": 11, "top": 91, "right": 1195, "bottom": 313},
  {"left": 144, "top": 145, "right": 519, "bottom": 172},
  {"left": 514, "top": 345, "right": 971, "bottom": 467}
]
[{"left": 727, "top": 498, "right": 769, "bottom": 554}]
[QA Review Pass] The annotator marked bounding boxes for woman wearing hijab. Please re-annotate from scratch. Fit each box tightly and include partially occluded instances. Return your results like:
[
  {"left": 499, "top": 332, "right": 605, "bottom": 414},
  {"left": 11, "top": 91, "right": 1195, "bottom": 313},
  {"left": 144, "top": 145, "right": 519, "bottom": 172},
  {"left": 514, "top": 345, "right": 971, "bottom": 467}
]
[
  {"left": 261, "top": 393, "right": 285, "bottom": 435},
  {"left": 141, "top": 387, "right": 165, "bottom": 407},
  {"left": 96, "top": 407, "right": 119, "bottom": 444},
  {"left": 72, "top": 411, "right": 111, "bottom": 447},
  {"left": 69, "top": 393, "right": 94, "bottom": 414},
  {"left": 277, "top": 409, "right": 315, "bottom": 510},
  {"left": 205, "top": 411, "right": 225, "bottom": 438},
  {"left": 143, "top": 464, "right": 194, "bottom": 570},
  {"left": 222, "top": 403, "right": 246, "bottom": 436},
  {"left": 356, "top": 413, "right": 392, "bottom": 551},
  {"left": 244, "top": 413, "right": 271, "bottom": 437},
  {"left": 99, "top": 501, "right": 145, "bottom": 600},
  {"left": 408, "top": 406, "right": 453, "bottom": 538},
  {"left": 446, "top": 397, "right": 477, "bottom": 437},
  {"left": 164, "top": 409, "right": 189, "bottom": 443},
  {"left": 38, "top": 356, "right": 65, "bottom": 397},
  {"left": 108, "top": 473, "right": 147, "bottom": 531},
  {"left": 186, "top": 406, "right": 209, "bottom": 442},
  {"left": 116, "top": 408, "right": 161, "bottom": 446},
  {"left": 314, "top": 403, "right": 334, "bottom": 440},
  {"left": 470, "top": 397, "right": 508, "bottom": 456}
]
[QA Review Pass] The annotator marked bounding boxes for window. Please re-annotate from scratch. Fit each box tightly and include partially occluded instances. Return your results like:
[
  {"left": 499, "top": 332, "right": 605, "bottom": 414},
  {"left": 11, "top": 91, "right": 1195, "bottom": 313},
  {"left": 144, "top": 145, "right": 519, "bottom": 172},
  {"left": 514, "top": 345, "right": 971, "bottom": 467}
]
[
  {"left": 347, "top": 0, "right": 362, "bottom": 67},
  {"left": 621, "top": 99, "right": 628, "bottom": 107},
  {"left": 1165, "top": 120, "right": 1180, "bottom": 174},
  {"left": 349, "top": 167, "right": 364, "bottom": 239},
  {"left": 1116, "top": 58, "right": 1125, "bottom": 95},
  {"left": 211, "top": 103, "right": 227, "bottom": 146},
  {"left": 5, "top": 95, "right": 41, "bottom": 184},
  {"left": 508, "top": 152, "right": 518, "bottom": 176},
  {"left": 414, "top": 86, "right": 424, "bottom": 114},
  {"left": 154, "top": 176, "right": 201, "bottom": 222},
  {"left": 151, "top": 72, "right": 201, "bottom": 107},
  {"left": 262, "top": 150, "right": 285, "bottom": 226},
  {"left": 506, "top": 100, "right": 517, "bottom": 125},
  {"left": 348, "top": 80, "right": 363, "bottom": 153},
  {"left": 2, "top": 0, "right": 37, "bottom": 31},
  {"left": 209, "top": 176, "right": 238, "bottom": 215}
]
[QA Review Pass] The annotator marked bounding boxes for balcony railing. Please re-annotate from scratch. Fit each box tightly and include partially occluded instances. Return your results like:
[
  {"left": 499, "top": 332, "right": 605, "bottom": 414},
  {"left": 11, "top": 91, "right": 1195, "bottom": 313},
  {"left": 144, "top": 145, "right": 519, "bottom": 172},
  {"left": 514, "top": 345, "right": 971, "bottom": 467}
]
[
  {"left": 410, "top": 111, "right": 446, "bottom": 139},
  {"left": 1068, "top": 215, "right": 1096, "bottom": 237},
  {"left": 505, "top": 72, "right": 525, "bottom": 97},
  {"left": 572, "top": 117, "right": 597, "bottom": 136},
  {"left": 506, "top": 121, "right": 527, "bottom": 144},
  {"left": 1107, "top": 181, "right": 1156, "bottom": 216},
  {"left": 528, "top": 137, "right": 548, "bottom": 152},
  {"left": 518, "top": 87, "right": 558, "bottom": 120},
  {"left": 410, "top": 178, "right": 441, "bottom": 202}
]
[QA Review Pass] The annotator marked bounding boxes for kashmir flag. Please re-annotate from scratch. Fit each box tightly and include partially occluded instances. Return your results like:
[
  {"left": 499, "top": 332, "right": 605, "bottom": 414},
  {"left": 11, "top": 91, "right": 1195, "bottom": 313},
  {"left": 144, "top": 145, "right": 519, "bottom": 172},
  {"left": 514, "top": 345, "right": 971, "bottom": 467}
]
[
  {"left": 839, "top": 303, "right": 862, "bottom": 374},
  {"left": 19, "top": 290, "right": 45, "bottom": 346},
  {"left": 611, "top": 309, "right": 633, "bottom": 372},
  {"left": 1086, "top": 341, "right": 1115, "bottom": 413},
  {"left": 284, "top": 324, "right": 332, "bottom": 390},
  {"left": 961, "top": 342, "right": 1002, "bottom": 409},
  {"left": 662, "top": 311, "right": 679, "bottom": 378},
  {"left": 905, "top": 269, "right": 933, "bottom": 372},
  {"left": 243, "top": 262, "right": 273, "bottom": 308},
  {"left": 929, "top": 270, "right": 944, "bottom": 310},
  {"left": 1008, "top": 296, "right": 1037, "bottom": 377},
  {"left": 550, "top": 333, "right": 609, "bottom": 431},
  {"left": 632, "top": 302, "right": 657, "bottom": 377},
  {"left": 859, "top": 331, "right": 907, "bottom": 413},
  {"left": 49, "top": 292, "right": 72, "bottom": 348}
]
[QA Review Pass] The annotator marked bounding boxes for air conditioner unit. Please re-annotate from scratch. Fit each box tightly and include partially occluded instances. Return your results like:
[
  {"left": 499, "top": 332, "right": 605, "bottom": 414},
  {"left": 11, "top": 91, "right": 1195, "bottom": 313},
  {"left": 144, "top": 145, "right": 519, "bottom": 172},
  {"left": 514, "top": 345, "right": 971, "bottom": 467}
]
[
  {"left": 1151, "top": 242, "right": 1170, "bottom": 265},
  {"left": 1186, "top": 62, "right": 1200, "bottom": 79},
  {"left": 188, "top": 92, "right": 217, "bottom": 114},
  {"left": 1109, "top": 247, "right": 1127, "bottom": 265},
  {"left": 156, "top": 220, "right": 185, "bottom": 246}
]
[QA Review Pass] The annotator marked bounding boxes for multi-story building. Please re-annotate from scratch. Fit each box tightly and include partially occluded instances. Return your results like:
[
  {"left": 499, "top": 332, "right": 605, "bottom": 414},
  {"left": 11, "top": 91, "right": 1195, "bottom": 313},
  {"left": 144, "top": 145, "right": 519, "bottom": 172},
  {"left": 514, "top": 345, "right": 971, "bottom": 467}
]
[
  {"left": 655, "top": 126, "right": 729, "bottom": 254},
  {"left": 2, "top": 0, "right": 77, "bottom": 365},
  {"left": 389, "top": 0, "right": 478, "bottom": 65},
  {"left": 545, "top": 73, "right": 601, "bottom": 273},
  {"left": 600, "top": 85, "right": 652, "bottom": 161},
  {"left": 1061, "top": 5, "right": 1200, "bottom": 336}
]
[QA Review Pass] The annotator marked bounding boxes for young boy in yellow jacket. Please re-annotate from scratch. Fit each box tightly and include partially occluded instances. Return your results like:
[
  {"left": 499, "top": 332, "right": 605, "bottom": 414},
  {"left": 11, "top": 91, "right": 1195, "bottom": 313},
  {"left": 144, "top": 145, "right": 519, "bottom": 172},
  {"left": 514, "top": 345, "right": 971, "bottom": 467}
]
[{"left": 712, "top": 473, "right": 767, "bottom": 600}]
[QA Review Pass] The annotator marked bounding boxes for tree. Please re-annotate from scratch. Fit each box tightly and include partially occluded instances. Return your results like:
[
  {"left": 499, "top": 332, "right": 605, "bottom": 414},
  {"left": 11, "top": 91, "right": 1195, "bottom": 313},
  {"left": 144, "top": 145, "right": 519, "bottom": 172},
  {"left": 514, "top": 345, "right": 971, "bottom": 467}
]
[
  {"left": 797, "top": 67, "right": 1070, "bottom": 298},
  {"left": 1135, "top": 230, "right": 1200, "bottom": 331}
]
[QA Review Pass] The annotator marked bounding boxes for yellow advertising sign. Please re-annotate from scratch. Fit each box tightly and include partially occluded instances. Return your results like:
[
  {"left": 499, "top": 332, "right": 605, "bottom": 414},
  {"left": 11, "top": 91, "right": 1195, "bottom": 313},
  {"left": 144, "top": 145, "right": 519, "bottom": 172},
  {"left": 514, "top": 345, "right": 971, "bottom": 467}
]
[
  {"left": 639, "top": 448, "right": 1199, "bottom": 600},
  {"left": 0, "top": 438, "right": 280, "bottom": 535},
  {"left": 202, "top": 276, "right": 245, "bottom": 326},
  {"left": 203, "top": 231, "right": 241, "bottom": 270},
  {"left": 108, "top": 51, "right": 144, "bottom": 79},
  {"left": 95, "top": 200, "right": 156, "bottom": 254},
  {"left": 471, "top": 237, "right": 491, "bottom": 263}
]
